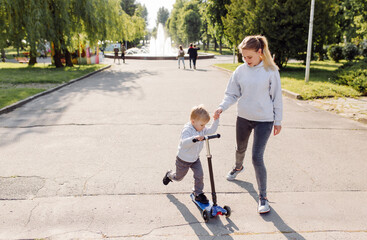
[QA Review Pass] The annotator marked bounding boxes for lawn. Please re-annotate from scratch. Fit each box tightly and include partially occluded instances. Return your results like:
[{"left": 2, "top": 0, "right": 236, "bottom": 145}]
[
  {"left": 214, "top": 60, "right": 361, "bottom": 100},
  {"left": 0, "top": 63, "right": 108, "bottom": 109}
]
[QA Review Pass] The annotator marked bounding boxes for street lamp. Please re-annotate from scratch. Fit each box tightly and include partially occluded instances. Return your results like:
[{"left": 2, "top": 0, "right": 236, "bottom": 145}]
[{"left": 305, "top": 0, "right": 315, "bottom": 83}]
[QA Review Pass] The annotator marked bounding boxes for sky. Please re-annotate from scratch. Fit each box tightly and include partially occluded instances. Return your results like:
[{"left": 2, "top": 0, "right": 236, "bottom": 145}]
[{"left": 136, "top": 0, "right": 176, "bottom": 29}]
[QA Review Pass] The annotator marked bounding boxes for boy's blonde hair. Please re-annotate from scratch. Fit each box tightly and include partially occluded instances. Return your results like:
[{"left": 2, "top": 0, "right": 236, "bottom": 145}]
[
  {"left": 238, "top": 35, "right": 279, "bottom": 71},
  {"left": 190, "top": 105, "right": 210, "bottom": 122}
]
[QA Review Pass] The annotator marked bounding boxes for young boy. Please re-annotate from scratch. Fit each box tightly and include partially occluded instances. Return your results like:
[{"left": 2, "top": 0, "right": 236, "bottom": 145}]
[{"left": 163, "top": 105, "right": 219, "bottom": 204}]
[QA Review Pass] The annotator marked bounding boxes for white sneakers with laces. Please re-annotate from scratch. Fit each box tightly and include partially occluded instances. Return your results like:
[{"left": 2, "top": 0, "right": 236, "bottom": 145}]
[
  {"left": 226, "top": 166, "right": 244, "bottom": 180},
  {"left": 258, "top": 196, "right": 270, "bottom": 214}
]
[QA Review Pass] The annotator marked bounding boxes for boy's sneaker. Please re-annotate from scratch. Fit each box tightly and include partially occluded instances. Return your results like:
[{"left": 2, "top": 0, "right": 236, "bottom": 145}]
[
  {"left": 226, "top": 166, "right": 244, "bottom": 180},
  {"left": 162, "top": 170, "right": 172, "bottom": 185},
  {"left": 195, "top": 193, "right": 209, "bottom": 204},
  {"left": 258, "top": 196, "right": 270, "bottom": 214}
]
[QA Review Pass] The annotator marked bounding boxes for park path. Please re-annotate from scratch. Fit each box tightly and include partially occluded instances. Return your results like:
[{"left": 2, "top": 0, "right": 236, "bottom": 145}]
[{"left": 0, "top": 56, "right": 366, "bottom": 239}]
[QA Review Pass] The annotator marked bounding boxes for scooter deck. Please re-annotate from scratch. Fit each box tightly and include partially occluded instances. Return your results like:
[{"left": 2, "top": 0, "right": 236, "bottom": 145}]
[{"left": 190, "top": 193, "right": 213, "bottom": 212}]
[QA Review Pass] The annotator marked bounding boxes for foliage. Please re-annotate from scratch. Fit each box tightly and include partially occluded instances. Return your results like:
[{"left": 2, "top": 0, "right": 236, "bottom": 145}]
[
  {"left": 156, "top": 7, "right": 169, "bottom": 27},
  {"left": 1, "top": 0, "right": 146, "bottom": 68},
  {"left": 222, "top": 0, "right": 247, "bottom": 62},
  {"left": 167, "top": 0, "right": 202, "bottom": 45},
  {"left": 343, "top": 43, "right": 360, "bottom": 61},
  {"left": 332, "top": 59, "right": 367, "bottom": 94},
  {"left": 205, "top": 0, "right": 230, "bottom": 53},
  {"left": 360, "top": 40, "right": 367, "bottom": 58},
  {"left": 328, "top": 45, "right": 344, "bottom": 62}
]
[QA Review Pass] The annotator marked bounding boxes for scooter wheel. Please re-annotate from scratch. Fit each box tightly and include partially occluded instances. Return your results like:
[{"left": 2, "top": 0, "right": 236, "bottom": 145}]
[
  {"left": 202, "top": 210, "right": 209, "bottom": 223},
  {"left": 223, "top": 205, "right": 231, "bottom": 218}
]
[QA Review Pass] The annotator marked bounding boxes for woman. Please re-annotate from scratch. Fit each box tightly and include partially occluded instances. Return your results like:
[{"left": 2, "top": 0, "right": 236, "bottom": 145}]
[{"left": 214, "top": 35, "right": 283, "bottom": 214}]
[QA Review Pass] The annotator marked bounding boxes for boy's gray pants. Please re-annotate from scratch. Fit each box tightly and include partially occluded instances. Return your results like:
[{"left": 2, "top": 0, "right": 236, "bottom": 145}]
[{"left": 168, "top": 156, "right": 204, "bottom": 196}]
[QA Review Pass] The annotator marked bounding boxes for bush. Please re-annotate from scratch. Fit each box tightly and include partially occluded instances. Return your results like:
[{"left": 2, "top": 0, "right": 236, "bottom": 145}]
[
  {"left": 332, "top": 59, "right": 367, "bottom": 95},
  {"left": 360, "top": 40, "right": 367, "bottom": 58},
  {"left": 328, "top": 45, "right": 344, "bottom": 62},
  {"left": 343, "top": 43, "right": 360, "bottom": 61}
]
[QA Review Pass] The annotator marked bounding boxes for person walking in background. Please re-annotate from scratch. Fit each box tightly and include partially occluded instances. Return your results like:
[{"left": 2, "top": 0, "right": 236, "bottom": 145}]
[
  {"left": 113, "top": 43, "right": 120, "bottom": 64},
  {"left": 214, "top": 35, "right": 283, "bottom": 214},
  {"left": 177, "top": 45, "right": 185, "bottom": 69},
  {"left": 121, "top": 43, "right": 126, "bottom": 64},
  {"left": 187, "top": 43, "right": 200, "bottom": 69}
]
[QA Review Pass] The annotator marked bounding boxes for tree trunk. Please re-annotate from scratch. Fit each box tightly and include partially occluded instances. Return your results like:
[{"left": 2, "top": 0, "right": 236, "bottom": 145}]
[
  {"left": 54, "top": 48, "right": 64, "bottom": 68},
  {"left": 28, "top": 46, "right": 37, "bottom": 66},
  {"left": 214, "top": 38, "right": 217, "bottom": 51},
  {"left": 219, "top": 38, "right": 222, "bottom": 55},
  {"left": 64, "top": 49, "right": 73, "bottom": 67},
  {"left": 1, "top": 48, "right": 5, "bottom": 62}
]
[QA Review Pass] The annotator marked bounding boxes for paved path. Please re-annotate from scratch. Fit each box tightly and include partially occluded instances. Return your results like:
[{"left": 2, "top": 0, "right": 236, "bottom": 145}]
[{"left": 0, "top": 56, "right": 366, "bottom": 239}]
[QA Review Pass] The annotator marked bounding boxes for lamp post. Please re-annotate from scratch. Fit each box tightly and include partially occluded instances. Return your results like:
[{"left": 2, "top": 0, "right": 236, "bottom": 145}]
[{"left": 305, "top": 0, "right": 315, "bottom": 83}]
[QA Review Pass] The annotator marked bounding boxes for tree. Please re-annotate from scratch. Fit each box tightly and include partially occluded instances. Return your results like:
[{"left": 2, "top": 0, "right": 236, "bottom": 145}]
[
  {"left": 205, "top": 0, "right": 230, "bottom": 54},
  {"left": 312, "top": 0, "right": 339, "bottom": 60},
  {"left": 0, "top": 0, "right": 9, "bottom": 61},
  {"left": 156, "top": 6, "right": 169, "bottom": 26},
  {"left": 179, "top": 1, "right": 202, "bottom": 44},
  {"left": 167, "top": 0, "right": 187, "bottom": 45},
  {"left": 222, "top": 0, "right": 247, "bottom": 62},
  {"left": 243, "top": 0, "right": 310, "bottom": 68},
  {"left": 120, "top": 0, "right": 137, "bottom": 16}
]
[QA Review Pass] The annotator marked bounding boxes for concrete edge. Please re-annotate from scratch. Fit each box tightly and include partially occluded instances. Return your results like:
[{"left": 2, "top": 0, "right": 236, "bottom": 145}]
[
  {"left": 0, "top": 65, "right": 111, "bottom": 115},
  {"left": 212, "top": 65, "right": 303, "bottom": 100}
]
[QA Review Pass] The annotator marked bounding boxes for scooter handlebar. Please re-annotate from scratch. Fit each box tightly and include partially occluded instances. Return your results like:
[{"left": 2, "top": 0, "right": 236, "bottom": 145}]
[{"left": 192, "top": 133, "right": 221, "bottom": 143}]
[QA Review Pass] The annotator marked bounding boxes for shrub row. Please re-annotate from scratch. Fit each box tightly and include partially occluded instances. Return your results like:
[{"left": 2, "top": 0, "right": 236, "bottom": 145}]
[
  {"left": 332, "top": 59, "right": 367, "bottom": 95},
  {"left": 328, "top": 41, "right": 367, "bottom": 62}
]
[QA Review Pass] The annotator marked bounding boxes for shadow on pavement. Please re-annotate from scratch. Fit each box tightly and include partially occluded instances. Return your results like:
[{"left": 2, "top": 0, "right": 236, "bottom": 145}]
[
  {"left": 232, "top": 180, "right": 306, "bottom": 240},
  {"left": 0, "top": 68, "right": 157, "bottom": 148},
  {"left": 166, "top": 194, "right": 236, "bottom": 239}
]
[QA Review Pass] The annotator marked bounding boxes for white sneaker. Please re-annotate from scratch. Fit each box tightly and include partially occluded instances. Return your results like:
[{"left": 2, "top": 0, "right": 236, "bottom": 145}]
[
  {"left": 226, "top": 166, "right": 244, "bottom": 180},
  {"left": 258, "top": 197, "right": 270, "bottom": 214}
]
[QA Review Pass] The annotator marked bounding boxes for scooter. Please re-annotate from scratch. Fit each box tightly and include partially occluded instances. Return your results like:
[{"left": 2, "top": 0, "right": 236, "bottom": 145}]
[{"left": 191, "top": 133, "right": 231, "bottom": 222}]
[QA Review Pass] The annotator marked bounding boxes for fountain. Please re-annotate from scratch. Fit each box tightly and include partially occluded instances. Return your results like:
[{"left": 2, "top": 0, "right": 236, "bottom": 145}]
[
  {"left": 148, "top": 24, "right": 175, "bottom": 56},
  {"left": 105, "top": 23, "right": 214, "bottom": 60}
]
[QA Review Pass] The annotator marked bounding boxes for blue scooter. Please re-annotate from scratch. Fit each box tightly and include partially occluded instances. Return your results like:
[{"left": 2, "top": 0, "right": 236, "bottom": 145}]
[{"left": 191, "top": 133, "right": 231, "bottom": 222}]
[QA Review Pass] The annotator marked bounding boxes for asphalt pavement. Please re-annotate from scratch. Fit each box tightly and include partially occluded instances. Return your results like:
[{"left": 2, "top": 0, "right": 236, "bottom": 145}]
[{"left": 0, "top": 56, "right": 366, "bottom": 239}]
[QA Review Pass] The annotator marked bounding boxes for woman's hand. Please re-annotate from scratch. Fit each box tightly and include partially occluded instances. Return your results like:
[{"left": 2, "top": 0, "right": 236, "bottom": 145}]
[
  {"left": 213, "top": 108, "right": 222, "bottom": 120},
  {"left": 274, "top": 125, "right": 282, "bottom": 136}
]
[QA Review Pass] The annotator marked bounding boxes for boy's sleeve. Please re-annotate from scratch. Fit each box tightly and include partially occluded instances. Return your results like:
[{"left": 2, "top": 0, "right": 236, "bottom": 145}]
[
  {"left": 180, "top": 128, "right": 196, "bottom": 148},
  {"left": 204, "top": 119, "right": 219, "bottom": 135}
]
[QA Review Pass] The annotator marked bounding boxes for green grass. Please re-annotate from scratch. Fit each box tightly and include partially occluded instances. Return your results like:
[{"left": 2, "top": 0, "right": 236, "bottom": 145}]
[
  {"left": 214, "top": 60, "right": 361, "bottom": 100},
  {"left": 0, "top": 88, "right": 45, "bottom": 109},
  {"left": 0, "top": 63, "right": 108, "bottom": 109},
  {"left": 200, "top": 47, "right": 233, "bottom": 55},
  {"left": 0, "top": 63, "right": 107, "bottom": 84}
]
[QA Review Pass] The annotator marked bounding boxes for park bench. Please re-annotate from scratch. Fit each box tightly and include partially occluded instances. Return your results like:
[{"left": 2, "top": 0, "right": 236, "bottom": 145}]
[{"left": 15, "top": 57, "right": 29, "bottom": 64}]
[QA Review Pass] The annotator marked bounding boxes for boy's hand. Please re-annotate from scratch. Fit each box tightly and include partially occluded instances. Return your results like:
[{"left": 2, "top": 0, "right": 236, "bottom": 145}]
[
  {"left": 213, "top": 108, "right": 222, "bottom": 120},
  {"left": 195, "top": 136, "right": 204, "bottom": 141}
]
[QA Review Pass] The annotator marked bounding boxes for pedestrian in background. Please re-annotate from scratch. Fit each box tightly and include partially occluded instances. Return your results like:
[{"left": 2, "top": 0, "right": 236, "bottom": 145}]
[
  {"left": 187, "top": 43, "right": 200, "bottom": 69},
  {"left": 177, "top": 45, "right": 185, "bottom": 69}
]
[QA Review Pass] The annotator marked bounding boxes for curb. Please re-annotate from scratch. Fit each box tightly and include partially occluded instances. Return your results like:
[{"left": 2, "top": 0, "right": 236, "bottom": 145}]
[
  {"left": 0, "top": 65, "right": 111, "bottom": 115},
  {"left": 212, "top": 65, "right": 303, "bottom": 100}
]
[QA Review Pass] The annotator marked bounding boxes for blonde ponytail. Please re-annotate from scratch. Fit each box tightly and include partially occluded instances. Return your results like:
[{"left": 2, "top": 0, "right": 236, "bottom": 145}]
[{"left": 238, "top": 35, "right": 278, "bottom": 71}]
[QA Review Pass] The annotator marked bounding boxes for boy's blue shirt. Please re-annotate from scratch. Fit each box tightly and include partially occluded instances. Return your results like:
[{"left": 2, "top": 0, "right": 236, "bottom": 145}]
[{"left": 177, "top": 119, "right": 219, "bottom": 163}]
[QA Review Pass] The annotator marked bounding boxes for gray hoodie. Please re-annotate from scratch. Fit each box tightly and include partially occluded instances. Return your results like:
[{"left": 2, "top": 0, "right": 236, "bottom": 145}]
[
  {"left": 177, "top": 119, "right": 219, "bottom": 163},
  {"left": 219, "top": 61, "right": 283, "bottom": 125}
]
